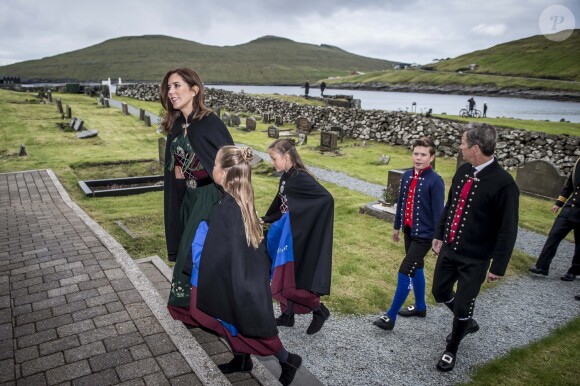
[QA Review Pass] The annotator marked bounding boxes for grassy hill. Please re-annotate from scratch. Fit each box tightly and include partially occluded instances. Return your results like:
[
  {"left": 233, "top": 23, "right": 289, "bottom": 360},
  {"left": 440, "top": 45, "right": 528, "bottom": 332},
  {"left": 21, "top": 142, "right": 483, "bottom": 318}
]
[
  {"left": 0, "top": 35, "right": 398, "bottom": 84},
  {"left": 424, "top": 29, "right": 580, "bottom": 81}
]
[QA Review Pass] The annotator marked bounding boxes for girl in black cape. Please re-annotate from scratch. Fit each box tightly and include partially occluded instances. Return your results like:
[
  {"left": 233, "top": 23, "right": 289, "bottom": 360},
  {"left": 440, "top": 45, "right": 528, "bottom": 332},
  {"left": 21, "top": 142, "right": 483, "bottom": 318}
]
[
  {"left": 161, "top": 68, "right": 234, "bottom": 311},
  {"left": 262, "top": 139, "right": 334, "bottom": 335},
  {"left": 169, "top": 146, "right": 302, "bottom": 385}
]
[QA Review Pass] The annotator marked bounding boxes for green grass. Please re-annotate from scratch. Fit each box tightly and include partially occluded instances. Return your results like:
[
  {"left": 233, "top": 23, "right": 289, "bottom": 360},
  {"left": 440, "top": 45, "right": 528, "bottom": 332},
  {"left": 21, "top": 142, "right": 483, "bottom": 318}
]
[
  {"left": 435, "top": 115, "right": 580, "bottom": 136},
  {"left": 464, "top": 317, "right": 580, "bottom": 386}
]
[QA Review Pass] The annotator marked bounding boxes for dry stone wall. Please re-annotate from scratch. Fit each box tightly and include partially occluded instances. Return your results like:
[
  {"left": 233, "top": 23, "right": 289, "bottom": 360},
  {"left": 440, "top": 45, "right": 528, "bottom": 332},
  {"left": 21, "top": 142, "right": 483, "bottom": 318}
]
[{"left": 117, "top": 84, "right": 580, "bottom": 175}]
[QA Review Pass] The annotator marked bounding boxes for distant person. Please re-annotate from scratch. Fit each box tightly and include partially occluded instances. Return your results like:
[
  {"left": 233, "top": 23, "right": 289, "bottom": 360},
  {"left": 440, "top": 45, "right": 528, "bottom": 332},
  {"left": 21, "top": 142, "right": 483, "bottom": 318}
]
[
  {"left": 373, "top": 137, "right": 445, "bottom": 332},
  {"left": 160, "top": 67, "right": 234, "bottom": 313},
  {"left": 262, "top": 138, "right": 334, "bottom": 335},
  {"left": 467, "top": 97, "right": 476, "bottom": 113},
  {"left": 483, "top": 102, "right": 488, "bottom": 117},
  {"left": 304, "top": 80, "right": 310, "bottom": 98},
  {"left": 431, "top": 123, "right": 519, "bottom": 372},
  {"left": 320, "top": 81, "right": 326, "bottom": 97},
  {"left": 529, "top": 157, "right": 579, "bottom": 281}
]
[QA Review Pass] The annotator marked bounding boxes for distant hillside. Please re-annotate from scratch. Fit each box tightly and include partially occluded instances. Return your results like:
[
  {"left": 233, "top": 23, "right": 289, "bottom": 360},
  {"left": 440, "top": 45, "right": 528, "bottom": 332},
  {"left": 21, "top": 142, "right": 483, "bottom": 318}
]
[
  {"left": 424, "top": 29, "right": 580, "bottom": 81},
  {"left": 0, "top": 35, "right": 399, "bottom": 84}
]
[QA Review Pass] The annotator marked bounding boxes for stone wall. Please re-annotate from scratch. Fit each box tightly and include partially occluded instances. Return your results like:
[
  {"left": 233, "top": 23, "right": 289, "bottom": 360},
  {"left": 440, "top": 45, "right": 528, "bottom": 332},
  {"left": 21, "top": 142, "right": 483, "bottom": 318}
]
[{"left": 116, "top": 84, "right": 580, "bottom": 174}]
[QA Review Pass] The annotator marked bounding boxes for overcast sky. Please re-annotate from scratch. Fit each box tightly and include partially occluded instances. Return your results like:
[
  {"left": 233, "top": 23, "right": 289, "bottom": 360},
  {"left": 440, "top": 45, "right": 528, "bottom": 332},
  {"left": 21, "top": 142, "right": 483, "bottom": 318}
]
[{"left": 0, "top": 0, "right": 578, "bottom": 67}]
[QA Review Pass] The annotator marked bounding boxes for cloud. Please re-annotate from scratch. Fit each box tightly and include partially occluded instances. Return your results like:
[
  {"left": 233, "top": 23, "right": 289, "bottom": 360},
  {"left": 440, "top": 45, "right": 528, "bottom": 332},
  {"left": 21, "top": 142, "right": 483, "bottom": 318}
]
[{"left": 472, "top": 23, "right": 508, "bottom": 37}]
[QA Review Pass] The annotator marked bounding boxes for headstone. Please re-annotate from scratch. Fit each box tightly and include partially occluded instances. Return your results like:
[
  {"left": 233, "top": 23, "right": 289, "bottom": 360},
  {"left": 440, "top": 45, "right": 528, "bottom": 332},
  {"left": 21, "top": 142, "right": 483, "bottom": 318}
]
[
  {"left": 73, "top": 119, "right": 84, "bottom": 132},
  {"left": 231, "top": 114, "right": 241, "bottom": 127},
  {"left": 262, "top": 113, "right": 271, "bottom": 124},
  {"left": 104, "top": 99, "right": 110, "bottom": 108},
  {"left": 158, "top": 137, "right": 167, "bottom": 166},
  {"left": 516, "top": 160, "right": 566, "bottom": 199},
  {"left": 330, "top": 126, "right": 344, "bottom": 142},
  {"left": 144, "top": 115, "right": 151, "bottom": 127},
  {"left": 221, "top": 112, "right": 231, "bottom": 126},
  {"left": 249, "top": 152, "right": 263, "bottom": 168},
  {"left": 245, "top": 117, "right": 256, "bottom": 131},
  {"left": 298, "top": 133, "right": 308, "bottom": 145},
  {"left": 56, "top": 99, "right": 63, "bottom": 115},
  {"left": 268, "top": 125, "right": 280, "bottom": 139},
  {"left": 47, "top": 90, "right": 53, "bottom": 103},
  {"left": 65, "top": 105, "right": 71, "bottom": 119},
  {"left": 18, "top": 144, "right": 27, "bottom": 157},
  {"left": 320, "top": 131, "right": 338, "bottom": 151},
  {"left": 275, "top": 115, "right": 284, "bottom": 126},
  {"left": 76, "top": 130, "right": 98, "bottom": 139},
  {"left": 121, "top": 103, "right": 129, "bottom": 115},
  {"left": 379, "top": 155, "right": 390, "bottom": 165},
  {"left": 296, "top": 117, "right": 311, "bottom": 134},
  {"left": 69, "top": 118, "right": 77, "bottom": 129},
  {"left": 139, "top": 108, "right": 145, "bottom": 121},
  {"left": 387, "top": 168, "right": 412, "bottom": 200}
]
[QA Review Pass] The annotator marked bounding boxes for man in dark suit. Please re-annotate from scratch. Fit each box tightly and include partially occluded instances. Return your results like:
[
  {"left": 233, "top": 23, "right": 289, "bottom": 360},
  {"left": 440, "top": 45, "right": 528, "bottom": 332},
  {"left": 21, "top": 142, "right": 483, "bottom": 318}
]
[
  {"left": 431, "top": 123, "right": 520, "bottom": 372},
  {"left": 529, "top": 157, "right": 580, "bottom": 281}
]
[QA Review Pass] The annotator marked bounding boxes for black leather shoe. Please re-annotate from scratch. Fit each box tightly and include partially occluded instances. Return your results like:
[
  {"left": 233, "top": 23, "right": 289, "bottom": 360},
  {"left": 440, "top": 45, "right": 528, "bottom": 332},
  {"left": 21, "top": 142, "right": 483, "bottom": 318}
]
[
  {"left": 373, "top": 315, "right": 395, "bottom": 330},
  {"left": 398, "top": 305, "right": 426, "bottom": 318},
  {"left": 560, "top": 272, "right": 577, "bottom": 281},
  {"left": 276, "top": 313, "right": 295, "bottom": 327},
  {"left": 279, "top": 353, "right": 302, "bottom": 386},
  {"left": 529, "top": 266, "right": 549, "bottom": 276},
  {"left": 307, "top": 303, "right": 330, "bottom": 335},
  {"left": 218, "top": 353, "right": 253, "bottom": 374},
  {"left": 436, "top": 351, "right": 456, "bottom": 372},
  {"left": 446, "top": 319, "right": 479, "bottom": 343}
]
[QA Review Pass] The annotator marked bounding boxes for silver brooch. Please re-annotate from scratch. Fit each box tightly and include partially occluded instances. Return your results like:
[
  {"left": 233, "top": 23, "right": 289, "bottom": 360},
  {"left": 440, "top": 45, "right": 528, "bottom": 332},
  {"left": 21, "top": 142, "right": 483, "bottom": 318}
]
[{"left": 186, "top": 178, "right": 197, "bottom": 189}]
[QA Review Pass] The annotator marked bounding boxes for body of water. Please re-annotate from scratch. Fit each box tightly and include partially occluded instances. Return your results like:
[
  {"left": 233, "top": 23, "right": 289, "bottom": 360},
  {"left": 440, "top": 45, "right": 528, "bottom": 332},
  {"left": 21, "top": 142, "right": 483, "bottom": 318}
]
[{"left": 208, "top": 84, "right": 580, "bottom": 123}]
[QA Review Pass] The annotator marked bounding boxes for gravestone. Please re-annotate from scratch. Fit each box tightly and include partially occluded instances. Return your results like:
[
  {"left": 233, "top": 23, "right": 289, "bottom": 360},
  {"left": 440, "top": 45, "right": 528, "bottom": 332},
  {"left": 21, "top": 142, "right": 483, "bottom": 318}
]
[
  {"left": 379, "top": 155, "right": 390, "bottom": 165},
  {"left": 47, "top": 90, "right": 53, "bottom": 103},
  {"left": 262, "top": 113, "right": 271, "bottom": 124},
  {"left": 104, "top": 99, "right": 110, "bottom": 108},
  {"left": 320, "top": 131, "right": 338, "bottom": 151},
  {"left": 158, "top": 137, "right": 167, "bottom": 166},
  {"left": 69, "top": 118, "right": 77, "bottom": 129},
  {"left": 387, "top": 168, "right": 412, "bottom": 200},
  {"left": 76, "top": 130, "right": 98, "bottom": 139},
  {"left": 231, "top": 114, "right": 241, "bottom": 127},
  {"left": 139, "top": 108, "right": 145, "bottom": 121},
  {"left": 56, "top": 99, "right": 64, "bottom": 115},
  {"left": 18, "top": 144, "right": 27, "bottom": 157},
  {"left": 298, "top": 133, "right": 308, "bottom": 145},
  {"left": 296, "top": 117, "right": 311, "bottom": 134},
  {"left": 275, "top": 115, "right": 284, "bottom": 126},
  {"left": 66, "top": 105, "right": 72, "bottom": 119},
  {"left": 516, "top": 160, "right": 566, "bottom": 199},
  {"left": 121, "top": 103, "right": 129, "bottom": 115},
  {"left": 144, "top": 115, "right": 151, "bottom": 127},
  {"left": 330, "top": 126, "right": 345, "bottom": 142},
  {"left": 249, "top": 152, "right": 263, "bottom": 168},
  {"left": 245, "top": 117, "right": 256, "bottom": 131},
  {"left": 73, "top": 119, "right": 84, "bottom": 132},
  {"left": 221, "top": 112, "right": 231, "bottom": 126},
  {"left": 268, "top": 125, "right": 280, "bottom": 139}
]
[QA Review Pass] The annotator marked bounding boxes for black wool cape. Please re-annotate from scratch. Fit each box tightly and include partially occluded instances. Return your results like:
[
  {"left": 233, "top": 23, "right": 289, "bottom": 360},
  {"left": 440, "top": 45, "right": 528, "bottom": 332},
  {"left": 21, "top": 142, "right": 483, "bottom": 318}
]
[
  {"left": 263, "top": 168, "right": 334, "bottom": 295},
  {"left": 196, "top": 193, "right": 278, "bottom": 338},
  {"left": 163, "top": 112, "right": 234, "bottom": 262}
]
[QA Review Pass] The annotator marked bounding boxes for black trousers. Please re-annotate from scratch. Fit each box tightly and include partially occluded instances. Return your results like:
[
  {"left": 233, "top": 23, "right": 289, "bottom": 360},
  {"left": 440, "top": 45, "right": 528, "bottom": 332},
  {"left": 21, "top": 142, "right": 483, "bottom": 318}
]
[
  {"left": 432, "top": 245, "right": 490, "bottom": 318},
  {"left": 399, "top": 230, "right": 432, "bottom": 276},
  {"left": 535, "top": 207, "right": 580, "bottom": 275}
]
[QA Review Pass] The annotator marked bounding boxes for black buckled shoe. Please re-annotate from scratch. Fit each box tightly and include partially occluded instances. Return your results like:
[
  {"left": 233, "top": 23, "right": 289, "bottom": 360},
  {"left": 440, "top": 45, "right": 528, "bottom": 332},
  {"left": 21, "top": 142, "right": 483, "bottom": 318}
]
[
  {"left": 276, "top": 313, "right": 295, "bottom": 327},
  {"left": 560, "top": 272, "right": 577, "bottom": 281},
  {"left": 436, "top": 351, "right": 456, "bottom": 372},
  {"left": 373, "top": 315, "right": 395, "bottom": 330},
  {"left": 446, "top": 319, "right": 479, "bottom": 343},
  {"left": 529, "top": 266, "right": 549, "bottom": 276},
  {"left": 279, "top": 353, "right": 302, "bottom": 386},
  {"left": 398, "top": 305, "right": 426, "bottom": 318},
  {"left": 218, "top": 353, "right": 253, "bottom": 374},
  {"left": 306, "top": 303, "right": 330, "bottom": 335}
]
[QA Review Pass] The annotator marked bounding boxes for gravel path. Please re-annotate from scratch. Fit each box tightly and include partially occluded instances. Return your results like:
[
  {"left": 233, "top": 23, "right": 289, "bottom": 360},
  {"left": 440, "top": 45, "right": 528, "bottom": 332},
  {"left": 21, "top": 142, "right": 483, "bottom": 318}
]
[{"left": 253, "top": 148, "right": 579, "bottom": 386}]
